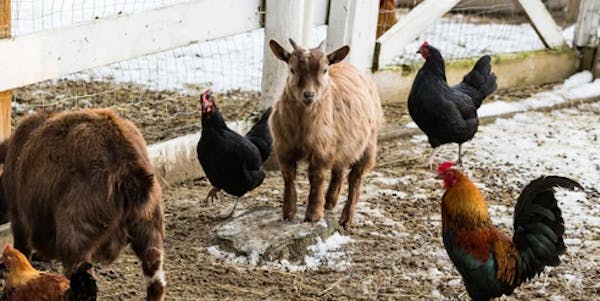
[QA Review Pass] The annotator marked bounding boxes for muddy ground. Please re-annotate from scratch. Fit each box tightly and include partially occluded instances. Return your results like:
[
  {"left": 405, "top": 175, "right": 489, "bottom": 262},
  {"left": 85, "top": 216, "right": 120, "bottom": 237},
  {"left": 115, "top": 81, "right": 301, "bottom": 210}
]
[{"left": 4, "top": 82, "right": 599, "bottom": 300}]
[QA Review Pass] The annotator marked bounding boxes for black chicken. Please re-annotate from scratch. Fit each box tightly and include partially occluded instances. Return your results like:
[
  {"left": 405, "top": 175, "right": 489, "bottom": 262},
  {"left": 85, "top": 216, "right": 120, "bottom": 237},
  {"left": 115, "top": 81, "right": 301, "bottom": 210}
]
[
  {"left": 408, "top": 41, "right": 497, "bottom": 166},
  {"left": 196, "top": 89, "right": 272, "bottom": 217}
]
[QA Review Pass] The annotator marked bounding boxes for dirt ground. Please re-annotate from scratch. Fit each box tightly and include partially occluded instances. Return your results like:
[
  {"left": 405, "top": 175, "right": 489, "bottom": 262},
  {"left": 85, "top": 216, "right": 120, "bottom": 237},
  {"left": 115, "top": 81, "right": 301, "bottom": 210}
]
[
  {"left": 87, "top": 100, "right": 598, "bottom": 301},
  {"left": 5, "top": 83, "right": 599, "bottom": 300},
  {"left": 12, "top": 80, "right": 558, "bottom": 144}
]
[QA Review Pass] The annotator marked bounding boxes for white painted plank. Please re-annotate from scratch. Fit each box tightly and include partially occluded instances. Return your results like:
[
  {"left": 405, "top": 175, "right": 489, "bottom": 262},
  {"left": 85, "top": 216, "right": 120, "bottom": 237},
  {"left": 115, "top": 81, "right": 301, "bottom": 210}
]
[
  {"left": 375, "top": 0, "right": 460, "bottom": 68},
  {"left": 303, "top": 0, "right": 316, "bottom": 45},
  {"left": 261, "top": 0, "right": 304, "bottom": 108},
  {"left": 327, "top": 0, "right": 379, "bottom": 72},
  {"left": 514, "top": 0, "right": 567, "bottom": 48},
  {"left": 0, "top": 0, "right": 262, "bottom": 92},
  {"left": 574, "top": 0, "right": 600, "bottom": 47},
  {"left": 314, "top": 0, "right": 330, "bottom": 26}
]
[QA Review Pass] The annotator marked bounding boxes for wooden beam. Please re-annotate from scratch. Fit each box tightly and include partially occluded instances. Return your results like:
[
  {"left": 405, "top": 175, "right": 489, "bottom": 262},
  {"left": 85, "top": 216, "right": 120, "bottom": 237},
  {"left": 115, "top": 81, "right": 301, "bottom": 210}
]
[
  {"left": 327, "top": 0, "right": 379, "bottom": 72},
  {"left": 374, "top": 0, "right": 460, "bottom": 69},
  {"left": 0, "top": 0, "right": 11, "bottom": 141},
  {"left": 0, "top": 0, "right": 263, "bottom": 92},
  {"left": 260, "top": 0, "right": 304, "bottom": 109},
  {"left": 513, "top": 0, "right": 567, "bottom": 49}
]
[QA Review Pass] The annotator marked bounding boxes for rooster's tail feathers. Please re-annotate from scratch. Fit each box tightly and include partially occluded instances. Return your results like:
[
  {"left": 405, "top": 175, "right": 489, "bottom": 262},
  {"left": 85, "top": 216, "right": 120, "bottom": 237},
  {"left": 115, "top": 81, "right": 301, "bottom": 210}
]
[{"left": 512, "top": 176, "right": 581, "bottom": 281}]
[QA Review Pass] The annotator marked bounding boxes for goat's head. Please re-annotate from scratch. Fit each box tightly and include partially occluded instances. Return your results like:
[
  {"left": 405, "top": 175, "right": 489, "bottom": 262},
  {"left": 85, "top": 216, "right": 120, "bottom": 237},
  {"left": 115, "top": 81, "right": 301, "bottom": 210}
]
[{"left": 269, "top": 38, "right": 350, "bottom": 105}]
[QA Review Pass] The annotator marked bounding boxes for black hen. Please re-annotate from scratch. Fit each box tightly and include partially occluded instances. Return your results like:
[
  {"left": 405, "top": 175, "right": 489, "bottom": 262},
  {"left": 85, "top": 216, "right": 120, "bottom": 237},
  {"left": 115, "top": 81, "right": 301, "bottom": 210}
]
[
  {"left": 66, "top": 262, "right": 97, "bottom": 301},
  {"left": 408, "top": 41, "right": 497, "bottom": 166},
  {"left": 196, "top": 89, "right": 272, "bottom": 217}
]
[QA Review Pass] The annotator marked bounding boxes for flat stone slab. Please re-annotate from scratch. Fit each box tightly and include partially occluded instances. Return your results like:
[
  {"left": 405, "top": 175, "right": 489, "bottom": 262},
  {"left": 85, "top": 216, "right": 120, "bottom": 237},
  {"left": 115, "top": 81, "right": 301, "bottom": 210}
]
[{"left": 213, "top": 206, "right": 340, "bottom": 264}]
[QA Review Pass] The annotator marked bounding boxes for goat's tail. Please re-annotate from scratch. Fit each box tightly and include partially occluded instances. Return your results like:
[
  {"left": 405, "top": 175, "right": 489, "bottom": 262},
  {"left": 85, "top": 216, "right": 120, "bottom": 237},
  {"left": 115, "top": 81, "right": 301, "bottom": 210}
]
[{"left": 67, "top": 262, "right": 98, "bottom": 301}]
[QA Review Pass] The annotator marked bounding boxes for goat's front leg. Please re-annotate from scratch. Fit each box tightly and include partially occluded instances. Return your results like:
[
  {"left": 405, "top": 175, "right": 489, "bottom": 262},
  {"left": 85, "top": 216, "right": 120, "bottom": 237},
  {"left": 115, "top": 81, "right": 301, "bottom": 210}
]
[
  {"left": 325, "top": 166, "right": 344, "bottom": 210},
  {"left": 130, "top": 204, "right": 166, "bottom": 301},
  {"left": 281, "top": 161, "right": 298, "bottom": 221},
  {"left": 305, "top": 163, "right": 328, "bottom": 222}
]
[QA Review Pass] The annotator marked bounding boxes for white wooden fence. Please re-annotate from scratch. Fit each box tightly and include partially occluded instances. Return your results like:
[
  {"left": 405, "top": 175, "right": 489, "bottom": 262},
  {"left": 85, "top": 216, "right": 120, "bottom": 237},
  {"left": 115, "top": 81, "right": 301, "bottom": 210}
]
[{"left": 0, "top": 0, "right": 597, "bottom": 141}]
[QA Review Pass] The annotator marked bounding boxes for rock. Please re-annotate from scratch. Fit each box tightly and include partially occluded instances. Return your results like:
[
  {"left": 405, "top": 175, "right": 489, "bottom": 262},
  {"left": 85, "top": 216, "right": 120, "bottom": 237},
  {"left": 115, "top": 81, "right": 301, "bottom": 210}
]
[{"left": 213, "top": 206, "right": 340, "bottom": 264}]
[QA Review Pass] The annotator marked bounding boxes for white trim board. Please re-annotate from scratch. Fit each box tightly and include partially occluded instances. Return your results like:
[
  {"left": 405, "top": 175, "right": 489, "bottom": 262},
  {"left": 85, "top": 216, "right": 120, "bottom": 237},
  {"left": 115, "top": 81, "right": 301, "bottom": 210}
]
[{"left": 0, "top": 0, "right": 262, "bottom": 91}]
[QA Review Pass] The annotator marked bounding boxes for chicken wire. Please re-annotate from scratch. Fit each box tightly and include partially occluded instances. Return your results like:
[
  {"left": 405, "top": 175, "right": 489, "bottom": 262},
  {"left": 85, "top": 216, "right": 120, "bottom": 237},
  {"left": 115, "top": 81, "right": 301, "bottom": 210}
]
[
  {"left": 8, "top": 1, "right": 331, "bottom": 143},
  {"left": 383, "top": 0, "right": 576, "bottom": 66}
]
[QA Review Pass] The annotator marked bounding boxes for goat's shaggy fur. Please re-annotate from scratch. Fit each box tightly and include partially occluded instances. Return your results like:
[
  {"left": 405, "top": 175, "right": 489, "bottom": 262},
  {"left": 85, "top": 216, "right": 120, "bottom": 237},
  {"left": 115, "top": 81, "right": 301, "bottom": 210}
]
[
  {"left": 269, "top": 39, "right": 383, "bottom": 229},
  {"left": 0, "top": 109, "right": 165, "bottom": 301}
]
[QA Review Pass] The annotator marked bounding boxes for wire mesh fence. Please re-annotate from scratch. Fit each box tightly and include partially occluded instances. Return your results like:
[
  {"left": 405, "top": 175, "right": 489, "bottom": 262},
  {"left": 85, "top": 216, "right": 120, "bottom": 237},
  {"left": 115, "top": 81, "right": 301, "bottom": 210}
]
[
  {"left": 8, "top": 0, "right": 331, "bottom": 143},
  {"left": 7, "top": 0, "right": 579, "bottom": 143},
  {"left": 378, "top": 0, "right": 576, "bottom": 66}
]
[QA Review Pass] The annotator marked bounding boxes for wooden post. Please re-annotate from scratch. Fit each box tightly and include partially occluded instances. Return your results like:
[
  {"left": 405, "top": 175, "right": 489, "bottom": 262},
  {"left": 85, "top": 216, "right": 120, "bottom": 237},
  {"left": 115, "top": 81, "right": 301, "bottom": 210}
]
[
  {"left": 0, "top": 0, "right": 11, "bottom": 141},
  {"left": 302, "top": 0, "right": 315, "bottom": 46},
  {"left": 374, "top": 0, "right": 460, "bottom": 70},
  {"left": 513, "top": 0, "right": 567, "bottom": 49},
  {"left": 261, "top": 0, "right": 305, "bottom": 109},
  {"left": 574, "top": 0, "right": 600, "bottom": 72},
  {"left": 326, "top": 0, "right": 379, "bottom": 72}
]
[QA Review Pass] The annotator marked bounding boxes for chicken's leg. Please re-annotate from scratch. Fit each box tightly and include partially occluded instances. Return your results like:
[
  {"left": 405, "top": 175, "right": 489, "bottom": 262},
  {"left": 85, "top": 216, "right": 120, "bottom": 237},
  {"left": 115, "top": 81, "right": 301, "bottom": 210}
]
[
  {"left": 225, "top": 197, "right": 241, "bottom": 218},
  {"left": 205, "top": 187, "right": 220, "bottom": 204},
  {"left": 418, "top": 148, "right": 438, "bottom": 169},
  {"left": 455, "top": 144, "right": 463, "bottom": 166}
]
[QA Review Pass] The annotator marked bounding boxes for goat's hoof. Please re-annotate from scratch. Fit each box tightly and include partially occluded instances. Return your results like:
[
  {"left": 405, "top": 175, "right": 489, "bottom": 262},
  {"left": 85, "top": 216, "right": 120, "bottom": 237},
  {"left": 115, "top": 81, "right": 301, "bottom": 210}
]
[
  {"left": 282, "top": 211, "right": 296, "bottom": 221},
  {"left": 304, "top": 211, "right": 324, "bottom": 223},
  {"left": 339, "top": 217, "right": 353, "bottom": 231}
]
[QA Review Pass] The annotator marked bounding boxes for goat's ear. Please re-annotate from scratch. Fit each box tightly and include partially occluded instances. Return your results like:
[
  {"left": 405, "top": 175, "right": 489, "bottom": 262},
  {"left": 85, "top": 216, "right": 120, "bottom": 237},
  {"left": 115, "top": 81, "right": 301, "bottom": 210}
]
[
  {"left": 269, "top": 40, "right": 290, "bottom": 63},
  {"left": 327, "top": 45, "right": 350, "bottom": 65}
]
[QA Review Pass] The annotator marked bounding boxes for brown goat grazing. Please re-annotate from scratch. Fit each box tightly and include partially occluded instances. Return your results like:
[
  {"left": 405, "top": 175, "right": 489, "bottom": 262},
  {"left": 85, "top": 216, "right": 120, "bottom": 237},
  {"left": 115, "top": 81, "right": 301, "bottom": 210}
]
[
  {"left": 269, "top": 39, "right": 383, "bottom": 230},
  {"left": 0, "top": 109, "right": 165, "bottom": 301}
]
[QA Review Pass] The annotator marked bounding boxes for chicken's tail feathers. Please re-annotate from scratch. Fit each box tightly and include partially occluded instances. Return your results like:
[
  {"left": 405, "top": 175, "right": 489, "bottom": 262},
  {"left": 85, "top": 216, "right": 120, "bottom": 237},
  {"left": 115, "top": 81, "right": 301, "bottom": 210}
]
[
  {"left": 461, "top": 55, "right": 497, "bottom": 108},
  {"left": 245, "top": 106, "right": 273, "bottom": 162},
  {"left": 512, "top": 176, "right": 582, "bottom": 281},
  {"left": 67, "top": 262, "right": 98, "bottom": 301}
]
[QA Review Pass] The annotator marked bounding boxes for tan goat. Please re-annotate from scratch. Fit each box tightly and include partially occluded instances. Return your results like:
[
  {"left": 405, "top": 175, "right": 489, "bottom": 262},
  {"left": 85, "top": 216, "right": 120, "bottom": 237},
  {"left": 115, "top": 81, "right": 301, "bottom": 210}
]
[{"left": 268, "top": 39, "right": 383, "bottom": 230}]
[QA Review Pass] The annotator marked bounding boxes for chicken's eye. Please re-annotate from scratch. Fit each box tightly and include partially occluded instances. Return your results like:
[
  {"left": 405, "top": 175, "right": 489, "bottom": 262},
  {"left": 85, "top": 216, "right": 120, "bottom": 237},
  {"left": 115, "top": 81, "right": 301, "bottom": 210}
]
[
  {"left": 290, "top": 68, "right": 295, "bottom": 75},
  {"left": 323, "top": 68, "right": 328, "bottom": 74}
]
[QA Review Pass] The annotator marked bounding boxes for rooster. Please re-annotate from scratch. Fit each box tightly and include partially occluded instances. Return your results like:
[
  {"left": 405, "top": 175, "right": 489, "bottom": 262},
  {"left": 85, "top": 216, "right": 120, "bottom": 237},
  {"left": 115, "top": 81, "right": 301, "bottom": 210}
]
[
  {"left": 408, "top": 42, "right": 497, "bottom": 166},
  {"left": 437, "top": 162, "right": 581, "bottom": 300},
  {"left": 0, "top": 244, "right": 97, "bottom": 301},
  {"left": 196, "top": 89, "right": 272, "bottom": 217}
]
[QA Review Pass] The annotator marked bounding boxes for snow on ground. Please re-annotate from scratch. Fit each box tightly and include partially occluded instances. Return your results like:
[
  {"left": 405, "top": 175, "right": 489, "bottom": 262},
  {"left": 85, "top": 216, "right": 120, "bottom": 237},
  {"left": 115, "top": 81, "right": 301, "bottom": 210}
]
[
  {"left": 478, "top": 71, "right": 600, "bottom": 117},
  {"left": 207, "top": 232, "right": 354, "bottom": 273},
  {"left": 11, "top": 2, "right": 576, "bottom": 92}
]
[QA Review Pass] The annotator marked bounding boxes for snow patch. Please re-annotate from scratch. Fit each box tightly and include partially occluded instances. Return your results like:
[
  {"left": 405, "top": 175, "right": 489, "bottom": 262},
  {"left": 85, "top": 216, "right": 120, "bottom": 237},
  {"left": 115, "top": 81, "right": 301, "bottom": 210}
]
[{"left": 207, "top": 232, "right": 354, "bottom": 272}]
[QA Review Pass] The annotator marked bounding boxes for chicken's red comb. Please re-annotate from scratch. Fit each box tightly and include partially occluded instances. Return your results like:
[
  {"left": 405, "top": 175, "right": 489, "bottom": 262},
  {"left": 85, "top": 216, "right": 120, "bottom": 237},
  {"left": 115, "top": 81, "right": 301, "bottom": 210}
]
[
  {"left": 419, "top": 41, "right": 429, "bottom": 49},
  {"left": 437, "top": 161, "right": 454, "bottom": 174},
  {"left": 200, "top": 88, "right": 212, "bottom": 102}
]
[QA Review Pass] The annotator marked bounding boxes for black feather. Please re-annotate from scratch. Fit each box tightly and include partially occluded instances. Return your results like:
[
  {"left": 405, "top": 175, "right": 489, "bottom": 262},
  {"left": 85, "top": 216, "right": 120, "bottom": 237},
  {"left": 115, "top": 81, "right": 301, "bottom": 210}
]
[{"left": 513, "top": 176, "right": 582, "bottom": 280}]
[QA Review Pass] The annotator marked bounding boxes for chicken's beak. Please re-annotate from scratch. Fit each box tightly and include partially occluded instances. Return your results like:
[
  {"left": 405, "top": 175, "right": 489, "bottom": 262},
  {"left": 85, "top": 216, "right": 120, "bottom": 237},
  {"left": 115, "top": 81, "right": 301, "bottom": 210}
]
[{"left": 416, "top": 50, "right": 421, "bottom": 54}]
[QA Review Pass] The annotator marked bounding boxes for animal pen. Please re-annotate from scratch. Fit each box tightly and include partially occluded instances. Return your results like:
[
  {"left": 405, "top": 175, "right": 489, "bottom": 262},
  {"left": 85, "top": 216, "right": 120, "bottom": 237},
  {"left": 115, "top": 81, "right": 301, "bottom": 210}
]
[{"left": 0, "top": 0, "right": 599, "bottom": 299}]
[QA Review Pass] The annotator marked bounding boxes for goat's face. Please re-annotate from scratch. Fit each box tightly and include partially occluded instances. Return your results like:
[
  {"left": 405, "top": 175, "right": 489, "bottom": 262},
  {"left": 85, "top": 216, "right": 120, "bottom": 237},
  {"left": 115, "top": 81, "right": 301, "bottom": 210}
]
[{"left": 270, "top": 39, "right": 350, "bottom": 105}]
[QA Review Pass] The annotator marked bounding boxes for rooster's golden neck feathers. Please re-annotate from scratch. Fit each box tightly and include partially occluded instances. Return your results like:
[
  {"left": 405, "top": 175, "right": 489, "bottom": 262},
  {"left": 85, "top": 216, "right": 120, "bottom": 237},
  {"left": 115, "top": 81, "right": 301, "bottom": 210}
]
[{"left": 439, "top": 167, "right": 492, "bottom": 229}]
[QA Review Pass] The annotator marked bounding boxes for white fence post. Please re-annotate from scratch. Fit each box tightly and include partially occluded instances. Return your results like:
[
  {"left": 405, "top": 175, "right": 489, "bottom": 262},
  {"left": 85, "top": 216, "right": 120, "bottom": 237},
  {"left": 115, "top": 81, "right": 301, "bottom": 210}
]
[
  {"left": 513, "top": 0, "right": 567, "bottom": 49},
  {"left": 261, "top": 0, "right": 305, "bottom": 109},
  {"left": 326, "top": 0, "right": 379, "bottom": 72},
  {"left": 574, "top": 0, "right": 600, "bottom": 76}
]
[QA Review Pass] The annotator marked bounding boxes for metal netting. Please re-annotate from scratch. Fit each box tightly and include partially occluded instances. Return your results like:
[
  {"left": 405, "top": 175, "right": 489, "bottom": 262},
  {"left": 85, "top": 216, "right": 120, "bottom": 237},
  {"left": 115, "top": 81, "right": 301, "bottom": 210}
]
[
  {"left": 380, "top": 0, "right": 576, "bottom": 66},
  {"left": 9, "top": 0, "right": 328, "bottom": 143}
]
